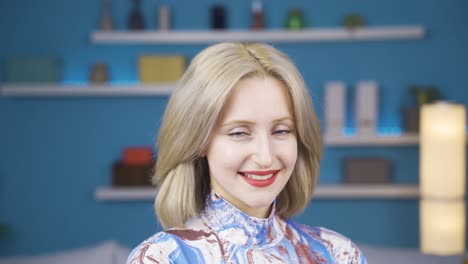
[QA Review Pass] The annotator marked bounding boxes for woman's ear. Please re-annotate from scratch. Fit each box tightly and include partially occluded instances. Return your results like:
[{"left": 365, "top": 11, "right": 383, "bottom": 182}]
[
  {"left": 197, "top": 149, "right": 205, "bottom": 158},
  {"left": 200, "top": 149, "right": 207, "bottom": 157},
  {"left": 200, "top": 141, "right": 210, "bottom": 157}
]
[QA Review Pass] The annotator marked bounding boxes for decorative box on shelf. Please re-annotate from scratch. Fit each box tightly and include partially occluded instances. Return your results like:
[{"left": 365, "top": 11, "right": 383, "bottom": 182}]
[
  {"left": 112, "top": 146, "right": 155, "bottom": 187},
  {"left": 344, "top": 158, "right": 390, "bottom": 184},
  {"left": 6, "top": 57, "right": 61, "bottom": 83}
]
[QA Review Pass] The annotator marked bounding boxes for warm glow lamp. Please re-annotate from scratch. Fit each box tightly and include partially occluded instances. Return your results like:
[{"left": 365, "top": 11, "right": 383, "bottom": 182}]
[{"left": 420, "top": 102, "right": 466, "bottom": 255}]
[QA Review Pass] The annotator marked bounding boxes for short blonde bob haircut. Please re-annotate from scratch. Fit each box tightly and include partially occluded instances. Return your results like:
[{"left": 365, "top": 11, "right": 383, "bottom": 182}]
[{"left": 154, "top": 42, "right": 322, "bottom": 229}]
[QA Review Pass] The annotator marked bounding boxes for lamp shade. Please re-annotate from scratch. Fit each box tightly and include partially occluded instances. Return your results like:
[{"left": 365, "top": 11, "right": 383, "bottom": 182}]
[
  {"left": 420, "top": 200, "right": 466, "bottom": 255},
  {"left": 419, "top": 102, "right": 466, "bottom": 255},
  {"left": 420, "top": 102, "right": 466, "bottom": 199}
]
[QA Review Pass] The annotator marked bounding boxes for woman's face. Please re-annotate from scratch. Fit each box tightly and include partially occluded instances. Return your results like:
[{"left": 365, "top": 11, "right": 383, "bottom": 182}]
[{"left": 205, "top": 76, "right": 297, "bottom": 218}]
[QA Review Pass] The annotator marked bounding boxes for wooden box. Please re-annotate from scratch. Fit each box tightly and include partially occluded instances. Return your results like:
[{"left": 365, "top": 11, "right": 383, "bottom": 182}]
[
  {"left": 343, "top": 158, "right": 390, "bottom": 184},
  {"left": 112, "top": 162, "right": 153, "bottom": 186}
]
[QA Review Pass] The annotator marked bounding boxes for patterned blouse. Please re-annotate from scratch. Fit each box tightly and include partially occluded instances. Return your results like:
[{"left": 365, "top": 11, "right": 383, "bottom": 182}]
[{"left": 127, "top": 190, "right": 367, "bottom": 264}]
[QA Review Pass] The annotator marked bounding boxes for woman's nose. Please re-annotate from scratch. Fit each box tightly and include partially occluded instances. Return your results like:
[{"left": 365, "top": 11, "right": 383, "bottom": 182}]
[{"left": 252, "top": 135, "right": 273, "bottom": 168}]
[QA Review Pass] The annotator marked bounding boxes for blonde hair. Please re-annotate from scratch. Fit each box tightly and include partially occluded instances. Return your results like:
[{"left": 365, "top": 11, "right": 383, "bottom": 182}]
[{"left": 154, "top": 42, "right": 322, "bottom": 229}]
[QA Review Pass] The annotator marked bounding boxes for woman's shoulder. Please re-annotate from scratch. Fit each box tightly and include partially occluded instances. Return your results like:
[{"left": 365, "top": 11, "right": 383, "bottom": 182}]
[
  {"left": 126, "top": 231, "right": 180, "bottom": 264},
  {"left": 126, "top": 220, "right": 217, "bottom": 264},
  {"left": 286, "top": 220, "right": 368, "bottom": 264}
]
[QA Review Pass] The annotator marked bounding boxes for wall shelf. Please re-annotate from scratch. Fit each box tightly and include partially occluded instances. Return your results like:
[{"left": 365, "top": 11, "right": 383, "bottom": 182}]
[
  {"left": 95, "top": 187, "right": 156, "bottom": 201},
  {"left": 0, "top": 84, "right": 175, "bottom": 97},
  {"left": 94, "top": 184, "right": 419, "bottom": 201},
  {"left": 91, "top": 25, "right": 425, "bottom": 44},
  {"left": 314, "top": 184, "right": 418, "bottom": 199},
  {"left": 324, "top": 133, "right": 419, "bottom": 146}
]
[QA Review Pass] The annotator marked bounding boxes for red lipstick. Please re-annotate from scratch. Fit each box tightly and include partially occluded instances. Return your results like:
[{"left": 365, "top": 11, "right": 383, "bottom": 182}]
[
  {"left": 239, "top": 170, "right": 280, "bottom": 188},
  {"left": 241, "top": 170, "right": 279, "bottom": 176}
]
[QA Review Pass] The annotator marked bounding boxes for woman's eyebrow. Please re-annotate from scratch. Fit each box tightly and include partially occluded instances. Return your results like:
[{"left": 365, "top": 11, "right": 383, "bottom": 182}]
[
  {"left": 221, "top": 117, "right": 294, "bottom": 127},
  {"left": 221, "top": 120, "right": 255, "bottom": 127},
  {"left": 273, "top": 117, "right": 294, "bottom": 123}
]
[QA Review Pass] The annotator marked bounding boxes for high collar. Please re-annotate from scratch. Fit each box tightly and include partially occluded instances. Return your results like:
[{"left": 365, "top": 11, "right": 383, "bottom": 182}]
[{"left": 200, "top": 190, "right": 286, "bottom": 248}]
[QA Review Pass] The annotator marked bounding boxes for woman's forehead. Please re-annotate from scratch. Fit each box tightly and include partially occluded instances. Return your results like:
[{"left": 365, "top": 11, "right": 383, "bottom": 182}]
[{"left": 217, "top": 76, "right": 295, "bottom": 124}]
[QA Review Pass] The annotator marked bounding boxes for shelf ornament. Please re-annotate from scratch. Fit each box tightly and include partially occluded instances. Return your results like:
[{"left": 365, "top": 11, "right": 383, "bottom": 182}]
[{"left": 100, "top": 0, "right": 114, "bottom": 31}]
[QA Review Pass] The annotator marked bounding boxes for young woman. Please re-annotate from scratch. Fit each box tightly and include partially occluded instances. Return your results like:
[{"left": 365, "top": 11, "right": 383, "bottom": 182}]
[{"left": 127, "top": 42, "right": 367, "bottom": 264}]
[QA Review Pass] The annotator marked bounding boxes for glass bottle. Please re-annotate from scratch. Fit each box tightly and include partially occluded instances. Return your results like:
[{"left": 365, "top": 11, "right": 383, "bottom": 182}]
[
  {"left": 128, "top": 0, "right": 145, "bottom": 30},
  {"left": 211, "top": 5, "right": 227, "bottom": 29},
  {"left": 100, "top": 0, "right": 113, "bottom": 31},
  {"left": 251, "top": 0, "right": 264, "bottom": 30},
  {"left": 158, "top": 4, "right": 170, "bottom": 31}
]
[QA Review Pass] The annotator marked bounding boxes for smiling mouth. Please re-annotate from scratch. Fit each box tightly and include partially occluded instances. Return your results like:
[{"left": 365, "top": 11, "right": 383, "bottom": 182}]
[
  {"left": 238, "top": 170, "right": 281, "bottom": 188},
  {"left": 240, "top": 173, "right": 274, "bottom": 180},
  {"left": 239, "top": 170, "right": 280, "bottom": 180}
]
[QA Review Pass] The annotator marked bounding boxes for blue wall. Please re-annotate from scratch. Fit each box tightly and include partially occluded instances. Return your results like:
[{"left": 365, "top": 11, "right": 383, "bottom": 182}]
[{"left": 1, "top": 0, "right": 467, "bottom": 256}]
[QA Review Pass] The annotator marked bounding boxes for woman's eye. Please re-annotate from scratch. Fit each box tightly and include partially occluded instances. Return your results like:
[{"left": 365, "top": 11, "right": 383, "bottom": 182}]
[
  {"left": 274, "top": 129, "right": 291, "bottom": 135},
  {"left": 228, "top": 131, "right": 249, "bottom": 137}
]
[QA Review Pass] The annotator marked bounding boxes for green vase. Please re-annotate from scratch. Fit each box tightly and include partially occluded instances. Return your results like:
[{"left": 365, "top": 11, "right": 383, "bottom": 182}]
[{"left": 286, "top": 9, "right": 305, "bottom": 30}]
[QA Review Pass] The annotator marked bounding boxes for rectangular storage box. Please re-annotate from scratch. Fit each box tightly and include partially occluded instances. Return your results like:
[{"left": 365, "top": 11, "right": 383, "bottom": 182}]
[
  {"left": 6, "top": 57, "right": 61, "bottom": 83},
  {"left": 343, "top": 158, "right": 390, "bottom": 184},
  {"left": 139, "top": 55, "right": 185, "bottom": 83},
  {"left": 112, "top": 162, "right": 154, "bottom": 186},
  {"left": 123, "top": 146, "right": 153, "bottom": 166}
]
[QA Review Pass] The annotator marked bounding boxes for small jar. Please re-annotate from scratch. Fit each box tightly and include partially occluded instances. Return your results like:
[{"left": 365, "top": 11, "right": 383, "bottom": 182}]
[
  {"left": 89, "top": 63, "right": 109, "bottom": 84},
  {"left": 286, "top": 9, "right": 305, "bottom": 30}
]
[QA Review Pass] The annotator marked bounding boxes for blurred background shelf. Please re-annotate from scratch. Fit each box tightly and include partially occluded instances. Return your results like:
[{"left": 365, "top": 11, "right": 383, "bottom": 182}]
[
  {"left": 95, "top": 187, "right": 156, "bottom": 201},
  {"left": 325, "top": 133, "right": 468, "bottom": 146},
  {"left": 91, "top": 25, "right": 425, "bottom": 44},
  {"left": 314, "top": 184, "right": 418, "bottom": 199},
  {"left": 324, "top": 133, "right": 420, "bottom": 146},
  {"left": 94, "top": 184, "right": 419, "bottom": 201},
  {"left": 0, "top": 84, "right": 175, "bottom": 97}
]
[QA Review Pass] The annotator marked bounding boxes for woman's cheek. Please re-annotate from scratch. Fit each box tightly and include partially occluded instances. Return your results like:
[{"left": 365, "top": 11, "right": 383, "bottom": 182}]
[
  {"left": 218, "top": 140, "right": 249, "bottom": 166},
  {"left": 280, "top": 138, "right": 298, "bottom": 165}
]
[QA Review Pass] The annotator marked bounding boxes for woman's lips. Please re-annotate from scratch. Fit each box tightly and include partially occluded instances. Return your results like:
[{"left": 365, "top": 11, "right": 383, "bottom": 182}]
[
  {"left": 241, "top": 170, "right": 280, "bottom": 176},
  {"left": 239, "top": 170, "right": 280, "bottom": 188}
]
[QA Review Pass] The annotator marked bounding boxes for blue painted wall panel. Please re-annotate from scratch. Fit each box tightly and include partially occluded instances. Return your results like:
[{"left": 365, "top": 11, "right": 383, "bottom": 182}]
[{"left": 0, "top": 0, "right": 467, "bottom": 256}]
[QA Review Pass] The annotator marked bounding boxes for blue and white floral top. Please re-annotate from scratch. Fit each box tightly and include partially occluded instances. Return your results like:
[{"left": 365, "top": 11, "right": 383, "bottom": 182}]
[{"left": 127, "top": 190, "right": 367, "bottom": 263}]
